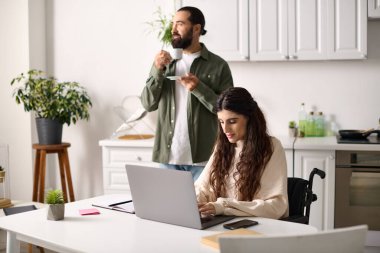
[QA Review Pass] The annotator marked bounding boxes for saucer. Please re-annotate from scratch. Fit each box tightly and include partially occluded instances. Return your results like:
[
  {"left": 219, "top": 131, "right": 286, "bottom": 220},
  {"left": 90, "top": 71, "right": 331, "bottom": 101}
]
[{"left": 166, "top": 76, "right": 180, "bottom": 80}]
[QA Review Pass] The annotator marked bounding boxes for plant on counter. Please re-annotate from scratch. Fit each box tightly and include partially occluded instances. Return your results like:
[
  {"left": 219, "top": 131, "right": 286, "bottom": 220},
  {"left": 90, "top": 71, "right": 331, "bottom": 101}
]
[
  {"left": 288, "top": 121, "right": 298, "bottom": 137},
  {"left": 46, "top": 189, "right": 65, "bottom": 221}
]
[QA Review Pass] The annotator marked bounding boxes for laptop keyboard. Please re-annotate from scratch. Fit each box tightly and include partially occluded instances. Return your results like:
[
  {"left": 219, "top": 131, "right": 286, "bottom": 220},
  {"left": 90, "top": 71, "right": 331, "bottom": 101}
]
[{"left": 200, "top": 215, "right": 215, "bottom": 224}]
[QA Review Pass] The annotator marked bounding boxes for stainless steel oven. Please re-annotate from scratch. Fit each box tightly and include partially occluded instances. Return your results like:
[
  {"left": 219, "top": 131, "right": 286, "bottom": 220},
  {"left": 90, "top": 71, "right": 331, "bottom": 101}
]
[{"left": 335, "top": 150, "right": 380, "bottom": 246}]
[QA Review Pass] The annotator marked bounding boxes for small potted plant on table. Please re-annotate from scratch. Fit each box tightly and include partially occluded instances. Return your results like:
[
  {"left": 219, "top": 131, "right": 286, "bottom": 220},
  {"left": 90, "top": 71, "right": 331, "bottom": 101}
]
[{"left": 46, "top": 189, "right": 65, "bottom": 221}]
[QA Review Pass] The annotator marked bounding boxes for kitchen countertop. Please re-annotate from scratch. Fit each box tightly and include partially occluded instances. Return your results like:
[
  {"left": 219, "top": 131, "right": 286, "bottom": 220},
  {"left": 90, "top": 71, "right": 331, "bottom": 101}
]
[
  {"left": 99, "top": 136, "right": 380, "bottom": 151},
  {"left": 291, "top": 136, "right": 380, "bottom": 151}
]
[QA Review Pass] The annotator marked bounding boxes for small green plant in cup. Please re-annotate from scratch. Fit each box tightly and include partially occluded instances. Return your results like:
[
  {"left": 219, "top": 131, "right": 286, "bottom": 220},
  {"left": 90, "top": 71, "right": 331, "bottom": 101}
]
[
  {"left": 46, "top": 189, "right": 65, "bottom": 221},
  {"left": 45, "top": 189, "right": 64, "bottom": 204}
]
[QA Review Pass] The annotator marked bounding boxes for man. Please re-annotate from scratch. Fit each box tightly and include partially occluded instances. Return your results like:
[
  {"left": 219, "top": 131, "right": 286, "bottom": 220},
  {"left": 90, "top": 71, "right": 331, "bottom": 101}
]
[{"left": 141, "top": 6, "right": 233, "bottom": 180}]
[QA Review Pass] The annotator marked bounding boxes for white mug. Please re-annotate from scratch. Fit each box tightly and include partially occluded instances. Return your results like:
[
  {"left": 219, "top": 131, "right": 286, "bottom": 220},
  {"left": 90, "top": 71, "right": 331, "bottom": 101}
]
[{"left": 171, "top": 48, "right": 183, "bottom": 60}]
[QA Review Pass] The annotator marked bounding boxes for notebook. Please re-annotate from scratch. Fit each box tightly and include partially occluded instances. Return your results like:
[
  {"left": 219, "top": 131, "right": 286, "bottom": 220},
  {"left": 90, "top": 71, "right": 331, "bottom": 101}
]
[
  {"left": 92, "top": 194, "right": 135, "bottom": 214},
  {"left": 125, "top": 164, "right": 234, "bottom": 230},
  {"left": 3, "top": 205, "right": 37, "bottom": 216}
]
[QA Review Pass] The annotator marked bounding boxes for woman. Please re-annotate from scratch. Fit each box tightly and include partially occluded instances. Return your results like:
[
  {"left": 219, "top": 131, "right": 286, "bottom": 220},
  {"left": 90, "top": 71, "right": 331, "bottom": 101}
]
[{"left": 195, "top": 87, "right": 288, "bottom": 219}]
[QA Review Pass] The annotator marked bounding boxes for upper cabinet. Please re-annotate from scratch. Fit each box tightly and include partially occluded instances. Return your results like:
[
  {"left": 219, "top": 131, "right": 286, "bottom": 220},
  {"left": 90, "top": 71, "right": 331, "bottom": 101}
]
[
  {"left": 368, "top": 0, "right": 380, "bottom": 18},
  {"left": 177, "top": 0, "right": 249, "bottom": 61},
  {"left": 250, "top": 0, "right": 328, "bottom": 61},
  {"left": 177, "top": 0, "right": 367, "bottom": 61},
  {"left": 327, "top": 0, "right": 367, "bottom": 60}
]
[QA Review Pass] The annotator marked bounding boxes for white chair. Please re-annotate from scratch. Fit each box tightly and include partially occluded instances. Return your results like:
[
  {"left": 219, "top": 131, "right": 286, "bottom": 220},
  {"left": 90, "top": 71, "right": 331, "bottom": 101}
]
[{"left": 219, "top": 225, "right": 368, "bottom": 253}]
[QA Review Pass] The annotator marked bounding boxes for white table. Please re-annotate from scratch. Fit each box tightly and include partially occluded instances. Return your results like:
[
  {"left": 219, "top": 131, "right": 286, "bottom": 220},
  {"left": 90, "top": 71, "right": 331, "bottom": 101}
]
[{"left": 0, "top": 195, "right": 317, "bottom": 253}]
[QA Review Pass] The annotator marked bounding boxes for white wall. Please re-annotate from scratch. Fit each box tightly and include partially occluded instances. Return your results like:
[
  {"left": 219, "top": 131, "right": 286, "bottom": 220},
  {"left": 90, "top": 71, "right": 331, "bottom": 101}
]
[
  {"left": 1, "top": 0, "right": 379, "bottom": 200},
  {"left": 0, "top": 0, "right": 34, "bottom": 201}
]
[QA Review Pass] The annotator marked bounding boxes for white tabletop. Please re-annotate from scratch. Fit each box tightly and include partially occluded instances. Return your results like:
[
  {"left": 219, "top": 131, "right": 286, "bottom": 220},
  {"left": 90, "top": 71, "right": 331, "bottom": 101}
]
[{"left": 0, "top": 195, "right": 317, "bottom": 253}]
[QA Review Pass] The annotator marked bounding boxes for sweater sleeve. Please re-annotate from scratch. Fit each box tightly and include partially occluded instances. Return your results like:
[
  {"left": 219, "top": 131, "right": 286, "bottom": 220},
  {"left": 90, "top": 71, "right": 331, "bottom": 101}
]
[
  {"left": 211, "top": 138, "right": 289, "bottom": 219},
  {"left": 194, "top": 152, "right": 216, "bottom": 203}
]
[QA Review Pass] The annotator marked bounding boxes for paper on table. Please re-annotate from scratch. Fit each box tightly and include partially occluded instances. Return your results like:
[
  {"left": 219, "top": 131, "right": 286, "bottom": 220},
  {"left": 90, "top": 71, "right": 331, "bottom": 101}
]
[
  {"left": 79, "top": 208, "right": 100, "bottom": 215},
  {"left": 92, "top": 195, "right": 135, "bottom": 214},
  {"left": 201, "top": 228, "right": 261, "bottom": 249}
]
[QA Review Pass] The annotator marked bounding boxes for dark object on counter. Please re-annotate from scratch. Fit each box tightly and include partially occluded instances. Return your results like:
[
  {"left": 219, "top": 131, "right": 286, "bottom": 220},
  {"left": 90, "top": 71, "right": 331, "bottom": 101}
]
[
  {"left": 337, "top": 135, "right": 380, "bottom": 144},
  {"left": 338, "top": 129, "right": 379, "bottom": 139}
]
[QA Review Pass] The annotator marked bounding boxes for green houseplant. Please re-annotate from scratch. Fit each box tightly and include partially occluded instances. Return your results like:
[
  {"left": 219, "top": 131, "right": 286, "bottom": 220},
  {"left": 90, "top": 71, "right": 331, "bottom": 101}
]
[
  {"left": 146, "top": 6, "right": 173, "bottom": 47},
  {"left": 45, "top": 189, "right": 65, "bottom": 220},
  {"left": 10, "top": 69, "right": 92, "bottom": 145}
]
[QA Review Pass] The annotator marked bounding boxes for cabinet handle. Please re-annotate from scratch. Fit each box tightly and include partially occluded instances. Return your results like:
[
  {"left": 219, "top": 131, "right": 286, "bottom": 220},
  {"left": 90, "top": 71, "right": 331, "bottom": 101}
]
[
  {"left": 137, "top": 156, "right": 142, "bottom": 161},
  {"left": 283, "top": 55, "right": 290, "bottom": 60}
]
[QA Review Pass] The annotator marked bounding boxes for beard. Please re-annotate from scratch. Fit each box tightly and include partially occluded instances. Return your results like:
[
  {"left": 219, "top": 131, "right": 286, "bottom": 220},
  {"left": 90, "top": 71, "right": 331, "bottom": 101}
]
[{"left": 171, "top": 27, "right": 193, "bottom": 49}]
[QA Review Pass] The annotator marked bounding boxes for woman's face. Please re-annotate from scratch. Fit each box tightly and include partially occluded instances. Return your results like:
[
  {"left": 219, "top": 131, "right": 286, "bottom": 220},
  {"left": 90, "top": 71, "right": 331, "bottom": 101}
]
[{"left": 217, "top": 109, "right": 248, "bottom": 143}]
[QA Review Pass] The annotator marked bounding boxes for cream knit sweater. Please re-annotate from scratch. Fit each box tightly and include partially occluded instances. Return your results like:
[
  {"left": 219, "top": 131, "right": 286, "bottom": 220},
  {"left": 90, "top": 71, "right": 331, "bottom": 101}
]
[{"left": 195, "top": 137, "right": 289, "bottom": 219}]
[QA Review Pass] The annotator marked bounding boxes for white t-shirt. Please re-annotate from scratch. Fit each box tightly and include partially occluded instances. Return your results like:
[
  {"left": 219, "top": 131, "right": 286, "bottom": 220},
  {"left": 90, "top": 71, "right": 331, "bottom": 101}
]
[{"left": 168, "top": 51, "right": 201, "bottom": 165}]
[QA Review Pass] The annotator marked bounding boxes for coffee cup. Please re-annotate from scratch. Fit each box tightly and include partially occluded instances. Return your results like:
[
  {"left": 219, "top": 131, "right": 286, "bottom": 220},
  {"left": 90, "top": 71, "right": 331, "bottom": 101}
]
[{"left": 171, "top": 48, "right": 183, "bottom": 60}]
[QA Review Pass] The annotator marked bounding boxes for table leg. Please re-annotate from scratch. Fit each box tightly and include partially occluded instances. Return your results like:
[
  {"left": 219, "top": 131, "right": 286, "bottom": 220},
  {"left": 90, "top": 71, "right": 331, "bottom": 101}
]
[
  {"left": 62, "top": 148, "right": 75, "bottom": 202},
  {"left": 33, "top": 150, "right": 41, "bottom": 202},
  {"left": 58, "top": 151, "right": 68, "bottom": 203},
  {"left": 38, "top": 150, "right": 47, "bottom": 203},
  {"left": 6, "top": 231, "right": 20, "bottom": 253}
]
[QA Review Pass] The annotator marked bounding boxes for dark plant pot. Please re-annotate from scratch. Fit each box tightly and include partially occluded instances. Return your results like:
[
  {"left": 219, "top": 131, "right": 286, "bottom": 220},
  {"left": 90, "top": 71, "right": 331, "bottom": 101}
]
[
  {"left": 47, "top": 204, "right": 65, "bottom": 221},
  {"left": 36, "top": 118, "right": 63, "bottom": 145}
]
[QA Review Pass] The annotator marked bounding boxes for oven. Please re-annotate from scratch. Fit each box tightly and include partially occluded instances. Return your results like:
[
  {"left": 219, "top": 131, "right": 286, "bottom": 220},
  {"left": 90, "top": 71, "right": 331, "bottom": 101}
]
[{"left": 335, "top": 150, "right": 380, "bottom": 246}]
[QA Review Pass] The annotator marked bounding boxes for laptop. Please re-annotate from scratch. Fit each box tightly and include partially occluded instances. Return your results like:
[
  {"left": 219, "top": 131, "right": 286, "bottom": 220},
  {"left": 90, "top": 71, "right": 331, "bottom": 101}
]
[{"left": 125, "top": 164, "right": 234, "bottom": 230}]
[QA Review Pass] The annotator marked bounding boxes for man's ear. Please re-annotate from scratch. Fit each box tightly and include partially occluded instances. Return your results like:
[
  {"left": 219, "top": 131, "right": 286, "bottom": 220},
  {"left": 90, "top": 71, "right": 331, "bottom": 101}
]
[{"left": 193, "top": 24, "right": 202, "bottom": 36}]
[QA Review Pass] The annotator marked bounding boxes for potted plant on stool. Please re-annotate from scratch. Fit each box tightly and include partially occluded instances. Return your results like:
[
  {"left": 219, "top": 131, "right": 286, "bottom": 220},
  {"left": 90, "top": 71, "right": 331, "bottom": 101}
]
[
  {"left": 46, "top": 189, "right": 65, "bottom": 221},
  {"left": 10, "top": 69, "right": 92, "bottom": 145}
]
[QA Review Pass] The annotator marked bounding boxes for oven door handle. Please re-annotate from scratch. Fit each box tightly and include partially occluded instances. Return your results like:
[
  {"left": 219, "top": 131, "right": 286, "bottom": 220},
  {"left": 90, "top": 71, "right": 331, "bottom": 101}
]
[{"left": 352, "top": 169, "right": 380, "bottom": 177}]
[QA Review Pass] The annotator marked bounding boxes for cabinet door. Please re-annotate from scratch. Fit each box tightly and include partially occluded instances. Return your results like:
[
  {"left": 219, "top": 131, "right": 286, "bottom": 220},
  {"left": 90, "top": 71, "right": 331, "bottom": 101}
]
[
  {"left": 327, "top": 0, "right": 367, "bottom": 59},
  {"left": 368, "top": 0, "right": 380, "bottom": 18},
  {"left": 288, "top": 0, "right": 328, "bottom": 60},
  {"left": 250, "top": 0, "right": 288, "bottom": 61},
  {"left": 294, "top": 150, "right": 335, "bottom": 230},
  {"left": 101, "top": 146, "right": 158, "bottom": 194},
  {"left": 177, "top": 0, "right": 249, "bottom": 61}
]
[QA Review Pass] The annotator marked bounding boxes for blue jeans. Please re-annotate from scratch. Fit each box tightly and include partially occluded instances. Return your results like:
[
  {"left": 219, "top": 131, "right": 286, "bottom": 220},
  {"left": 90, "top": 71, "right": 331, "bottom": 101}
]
[{"left": 160, "top": 164, "right": 204, "bottom": 181}]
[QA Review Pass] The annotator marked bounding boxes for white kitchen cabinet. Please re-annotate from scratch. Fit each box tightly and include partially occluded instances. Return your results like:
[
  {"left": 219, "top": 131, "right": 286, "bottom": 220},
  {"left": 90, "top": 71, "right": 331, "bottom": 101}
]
[
  {"left": 99, "top": 139, "right": 158, "bottom": 194},
  {"left": 294, "top": 149, "right": 335, "bottom": 230},
  {"left": 368, "top": 0, "right": 380, "bottom": 18},
  {"left": 327, "top": 0, "right": 367, "bottom": 59},
  {"left": 250, "top": 0, "right": 328, "bottom": 61},
  {"left": 176, "top": 0, "right": 249, "bottom": 61},
  {"left": 178, "top": 0, "right": 366, "bottom": 61}
]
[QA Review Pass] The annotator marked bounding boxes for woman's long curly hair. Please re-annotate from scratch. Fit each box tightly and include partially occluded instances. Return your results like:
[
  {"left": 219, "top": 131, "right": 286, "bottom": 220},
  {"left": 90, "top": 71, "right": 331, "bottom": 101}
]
[{"left": 210, "top": 87, "right": 273, "bottom": 201}]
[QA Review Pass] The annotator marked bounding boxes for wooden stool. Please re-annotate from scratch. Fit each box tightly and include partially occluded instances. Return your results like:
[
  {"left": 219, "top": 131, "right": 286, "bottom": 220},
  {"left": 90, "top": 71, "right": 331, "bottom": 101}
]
[{"left": 32, "top": 143, "right": 75, "bottom": 203}]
